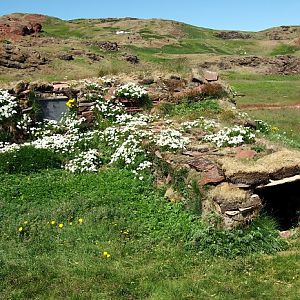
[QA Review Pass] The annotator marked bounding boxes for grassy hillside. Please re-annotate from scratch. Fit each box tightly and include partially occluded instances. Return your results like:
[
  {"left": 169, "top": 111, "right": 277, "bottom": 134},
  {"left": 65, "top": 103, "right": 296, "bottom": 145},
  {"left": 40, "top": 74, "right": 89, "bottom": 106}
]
[
  {"left": 1, "top": 14, "right": 300, "bottom": 83},
  {"left": 1, "top": 169, "right": 299, "bottom": 299}
]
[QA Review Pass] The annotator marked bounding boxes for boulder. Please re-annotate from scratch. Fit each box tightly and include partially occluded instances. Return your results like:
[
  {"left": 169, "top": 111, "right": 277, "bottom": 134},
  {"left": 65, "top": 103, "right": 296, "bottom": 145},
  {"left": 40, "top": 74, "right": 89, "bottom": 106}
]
[
  {"left": 58, "top": 53, "right": 74, "bottom": 61},
  {"left": 123, "top": 54, "right": 139, "bottom": 64},
  {"left": 203, "top": 70, "right": 219, "bottom": 82},
  {"left": 191, "top": 68, "right": 207, "bottom": 84},
  {"left": 206, "top": 183, "right": 262, "bottom": 228}
]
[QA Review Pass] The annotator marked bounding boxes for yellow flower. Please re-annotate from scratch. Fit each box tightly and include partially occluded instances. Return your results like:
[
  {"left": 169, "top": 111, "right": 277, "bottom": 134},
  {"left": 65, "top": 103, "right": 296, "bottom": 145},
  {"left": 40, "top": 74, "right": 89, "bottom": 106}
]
[
  {"left": 58, "top": 223, "right": 64, "bottom": 229},
  {"left": 24, "top": 221, "right": 28, "bottom": 225},
  {"left": 271, "top": 126, "right": 279, "bottom": 133},
  {"left": 78, "top": 218, "right": 83, "bottom": 224},
  {"left": 18, "top": 226, "right": 23, "bottom": 232},
  {"left": 103, "top": 251, "right": 111, "bottom": 258},
  {"left": 66, "top": 99, "right": 76, "bottom": 108},
  {"left": 50, "top": 220, "right": 56, "bottom": 225}
]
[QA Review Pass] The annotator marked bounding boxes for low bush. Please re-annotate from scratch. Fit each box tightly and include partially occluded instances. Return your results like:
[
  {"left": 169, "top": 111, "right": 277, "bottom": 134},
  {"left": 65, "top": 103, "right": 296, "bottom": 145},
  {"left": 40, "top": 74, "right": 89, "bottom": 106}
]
[{"left": 191, "top": 216, "right": 286, "bottom": 257}]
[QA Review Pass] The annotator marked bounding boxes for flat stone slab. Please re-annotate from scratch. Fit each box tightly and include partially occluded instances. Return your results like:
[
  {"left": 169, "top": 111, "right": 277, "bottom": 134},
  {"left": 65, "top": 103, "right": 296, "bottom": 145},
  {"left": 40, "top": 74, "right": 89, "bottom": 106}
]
[
  {"left": 203, "top": 70, "right": 219, "bottom": 81},
  {"left": 219, "top": 150, "right": 300, "bottom": 186}
]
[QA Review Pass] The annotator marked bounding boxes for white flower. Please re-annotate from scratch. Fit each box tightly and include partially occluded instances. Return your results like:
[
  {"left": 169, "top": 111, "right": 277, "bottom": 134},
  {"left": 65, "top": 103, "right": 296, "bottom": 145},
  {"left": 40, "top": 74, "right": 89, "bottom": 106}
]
[{"left": 0, "top": 90, "right": 18, "bottom": 121}]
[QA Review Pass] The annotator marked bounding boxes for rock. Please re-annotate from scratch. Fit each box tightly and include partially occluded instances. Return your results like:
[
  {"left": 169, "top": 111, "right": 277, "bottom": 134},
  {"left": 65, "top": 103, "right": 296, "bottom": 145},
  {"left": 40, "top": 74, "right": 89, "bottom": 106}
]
[
  {"left": 32, "top": 23, "right": 42, "bottom": 33},
  {"left": 219, "top": 149, "right": 300, "bottom": 186},
  {"left": 164, "top": 187, "right": 182, "bottom": 203},
  {"left": 0, "top": 19, "right": 43, "bottom": 37},
  {"left": 53, "top": 82, "right": 70, "bottom": 92},
  {"left": 58, "top": 53, "right": 74, "bottom": 61},
  {"left": 28, "top": 82, "right": 54, "bottom": 92},
  {"left": 235, "top": 148, "right": 256, "bottom": 159},
  {"left": 203, "top": 70, "right": 219, "bottom": 82},
  {"left": 206, "top": 183, "right": 262, "bottom": 228},
  {"left": 123, "top": 54, "right": 139, "bottom": 64},
  {"left": 279, "top": 230, "right": 296, "bottom": 239},
  {"left": 82, "top": 111, "right": 94, "bottom": 124},
  {"left": 0, "top": 44, "right": 48, "bottom": 69},
  {"left": 215, "top": 31, "right": 253, "bottom": 40},
  {"left": 85, "top": 41, "right": 120, "bottom": 51},
  {"left": 139, "top": 77, "right": 155, "bottom": 85},
  {"left": 169, "top": 75, "right": 181, "bottom": 80},
  {"left": 14, "top": 81, "right": 29, "bottom": 94},
  {"left": 188, "top": 157, "right": 225, "bottom": 186},
  {"left": 86, "top": 52, "right": 104, "bottom": 61},
  {"left": 191, "top": 68, "right": 207, "bottom": 84},
  {"left": 214, "top": 55, "right": 300, "bottom": 75},
  {"left": 244, "top": 120, "right": 257, "bottom": 129}
]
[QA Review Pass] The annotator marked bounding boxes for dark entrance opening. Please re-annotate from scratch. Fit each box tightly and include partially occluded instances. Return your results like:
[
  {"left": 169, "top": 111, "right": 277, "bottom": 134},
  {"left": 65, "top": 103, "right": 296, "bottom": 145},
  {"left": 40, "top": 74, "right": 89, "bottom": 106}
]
[{"left": 255, "top": 179, "right": 300, "bottom": 231}]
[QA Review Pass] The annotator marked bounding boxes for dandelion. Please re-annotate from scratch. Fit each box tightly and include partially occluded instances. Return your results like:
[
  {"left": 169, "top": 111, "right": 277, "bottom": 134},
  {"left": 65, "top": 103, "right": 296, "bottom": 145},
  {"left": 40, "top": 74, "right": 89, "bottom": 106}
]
[
  {"left": 50, "top": 220, "right": 56, "bottom": 225},
  {"left": 58, "top": 223, "right": 64, "bottom": 229},
  {"left": 18, "top": 226, "right": 23, "bottom": 232},
  {"left": 103, "top": 251, "right": 111, "bottom": 258},
  {"left": 78, "top": 218, "right": 83, "bottom": 224}
]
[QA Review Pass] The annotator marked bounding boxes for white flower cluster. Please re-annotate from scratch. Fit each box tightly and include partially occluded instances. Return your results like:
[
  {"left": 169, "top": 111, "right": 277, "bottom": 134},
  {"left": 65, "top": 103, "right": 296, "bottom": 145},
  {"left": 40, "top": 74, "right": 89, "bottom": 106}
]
[
  {"left": 16, "top": 114, "right": 32, "bottom": 132},
  {"left": 0, "top": 86, "right": 191, "bottom": 176},
  {"left": 100, "top": 76, "right": 117, "bottom": 86},
  {"left": 64, "top": 149, "right": 100, "bottom": 173},
  {"left": 237, "top": 111, "right": 250, "bottom": 120},
  {"left": 255, "top": 119, "right": 271, "bottom": 134},
  {"left": 156, "top": 129, "right": 190, "bottom": 150},
  {"left": 0, "top": 142, "right": 21, "bottom": 153},
  {"left": 132, "top": 160, "right": 153, "bottom": 180},
  {"left": 110, "top": 134, "right": 144, "bottom": 165},
  {"left": 84, "top": 81, "right": 102, "bottom": 91},
  {"left": 0, "top": 90, "right": 18, "bottom": 121},
  {"left": 181, "top": 117, "right": 218, "bottom": 131},
  {"left": 93, "top": 98, "right": 125, "bottom": 121},
  {"left": 115, "top": 83, "right": 148, "bottom": 100},
  {"left": 203, "top": 125, "right": 255, "bottom": 147}
]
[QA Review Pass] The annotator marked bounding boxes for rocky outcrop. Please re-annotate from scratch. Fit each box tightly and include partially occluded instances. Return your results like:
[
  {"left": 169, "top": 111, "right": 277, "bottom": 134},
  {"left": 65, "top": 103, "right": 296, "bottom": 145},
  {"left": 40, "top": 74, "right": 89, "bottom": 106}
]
[
  {"left": 123, "top": 53, "right": 139, "bottom": 64},
  {"left": 0, "top": 44, "right": 48, "bottom": 69},
  {"left": 84, "top": 41, "right": 120, "bottom": 51},
  {"left": 215, "top": 31, "right": 252, "bottom": 40},
  {"left": 208, "top": 55, "right": 300, "bottom": 75},
  {"left": 57, "top": 53, "right": 74, "bottom": 61},
  {"left": 0, "top": 14, "right": 44, "bottom": 38},
  {"left": 219, "top": 150, "right": 300, "bottom": 186},
  {"left": 207, "top": 183, "right": 262, "bottom": 228}
]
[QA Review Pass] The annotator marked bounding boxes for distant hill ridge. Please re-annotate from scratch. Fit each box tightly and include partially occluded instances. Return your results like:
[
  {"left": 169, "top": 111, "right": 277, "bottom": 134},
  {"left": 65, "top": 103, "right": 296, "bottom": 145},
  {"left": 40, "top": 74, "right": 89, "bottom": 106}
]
[{"left": 0, "top": 13, "right": 299, "bottom": 83}]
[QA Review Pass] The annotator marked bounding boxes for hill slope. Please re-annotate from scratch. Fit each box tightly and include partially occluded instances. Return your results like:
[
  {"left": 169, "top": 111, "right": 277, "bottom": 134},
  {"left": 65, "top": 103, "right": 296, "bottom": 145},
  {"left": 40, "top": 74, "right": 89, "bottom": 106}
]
[{"left": 0, "top": 13, "right": 300, "bottom": 82}]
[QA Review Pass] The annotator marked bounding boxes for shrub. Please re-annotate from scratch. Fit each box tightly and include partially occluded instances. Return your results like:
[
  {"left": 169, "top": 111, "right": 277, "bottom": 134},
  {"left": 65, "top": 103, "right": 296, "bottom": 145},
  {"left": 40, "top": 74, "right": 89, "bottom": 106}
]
[
  {"left": 201, "top": 83, "right": 228, "bottom": 99},
  {"left": 191, "top": 217, "right": 286, "bottom": 257},
  {"left": 180, "top": 83, "right": 228, "bottom": 103},
  {"left": 0, "top": 146, "right": 63, "bottom": 174}
]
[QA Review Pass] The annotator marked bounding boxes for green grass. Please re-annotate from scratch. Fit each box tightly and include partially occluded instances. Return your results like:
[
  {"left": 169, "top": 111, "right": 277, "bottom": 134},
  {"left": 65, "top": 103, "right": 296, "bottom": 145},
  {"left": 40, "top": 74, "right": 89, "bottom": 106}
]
[
  {"left": 223, "top": 72, "right": 300, "bottom": 148},
  {"left": 270, "top": 44, "right": 300, "bottom": 56},
  {"left": 247, "top": 108, "right": 300, "bottom": 146},
  {"left": 1, "top": 168, "right": 296, "bottom": 299},
  {"left": 223, "top": 73, "right": 300, "bottom": 107}
]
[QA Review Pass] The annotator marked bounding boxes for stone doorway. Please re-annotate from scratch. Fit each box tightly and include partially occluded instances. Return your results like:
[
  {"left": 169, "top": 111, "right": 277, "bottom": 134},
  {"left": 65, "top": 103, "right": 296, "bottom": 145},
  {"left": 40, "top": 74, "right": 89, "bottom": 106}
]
[{"left": 255, "top": 176, "right": 300, "bottom": 230}]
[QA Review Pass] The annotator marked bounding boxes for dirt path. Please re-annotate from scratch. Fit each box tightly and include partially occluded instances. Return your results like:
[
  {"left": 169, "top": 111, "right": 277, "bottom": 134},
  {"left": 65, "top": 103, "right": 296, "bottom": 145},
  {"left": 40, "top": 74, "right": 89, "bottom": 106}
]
[{"left": 239, "top": 102, "right": 300, "bottom": 111}]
